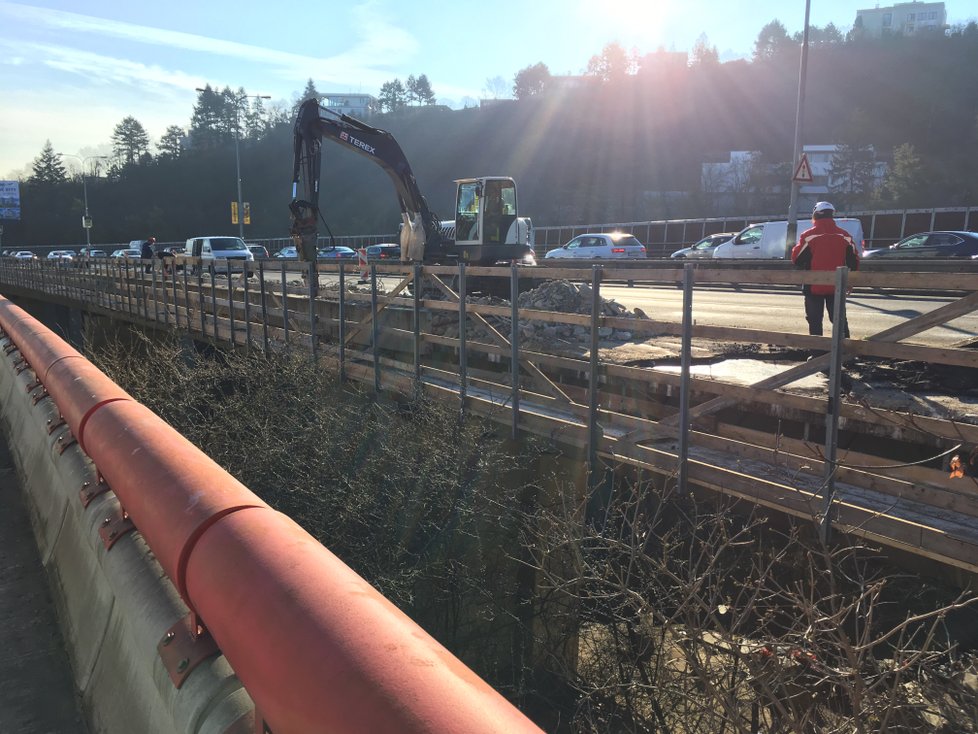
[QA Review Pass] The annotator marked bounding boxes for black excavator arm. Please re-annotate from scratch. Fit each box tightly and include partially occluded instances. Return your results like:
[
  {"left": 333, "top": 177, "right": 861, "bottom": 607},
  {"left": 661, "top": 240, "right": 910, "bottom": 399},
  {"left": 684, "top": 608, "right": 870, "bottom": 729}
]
[{"left": 289, "top": 99, "right": 446, "bottom": 263}]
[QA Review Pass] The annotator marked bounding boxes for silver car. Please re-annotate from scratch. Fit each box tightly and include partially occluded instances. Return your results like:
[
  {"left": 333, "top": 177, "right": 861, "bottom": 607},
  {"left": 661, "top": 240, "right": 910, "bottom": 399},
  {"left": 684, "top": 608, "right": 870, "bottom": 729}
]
[
  {"left": 670, "top": 232, "right": 735, "bottom": 259},
  {"left": 544, "top": 232, "right": 647, "bottom": 259}
]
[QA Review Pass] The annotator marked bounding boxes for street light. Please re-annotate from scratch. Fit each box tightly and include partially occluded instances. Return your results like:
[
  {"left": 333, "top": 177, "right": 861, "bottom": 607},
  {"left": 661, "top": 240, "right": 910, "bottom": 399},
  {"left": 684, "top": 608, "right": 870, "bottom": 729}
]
[
  {"left": 785, "top": 0, "right": 812, "bottom": 255},
  {"left": 195, "top": 88, "right": 271, "bottom": 238},
  {"left": 63, "top": 154, "right": 109, "bottom": 247}
]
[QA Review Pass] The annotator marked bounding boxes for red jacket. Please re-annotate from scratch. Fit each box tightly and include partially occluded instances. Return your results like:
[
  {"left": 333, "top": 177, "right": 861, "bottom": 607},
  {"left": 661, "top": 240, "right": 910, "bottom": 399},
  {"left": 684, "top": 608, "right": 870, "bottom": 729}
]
[{"left": 791, "top": 218, "right": 859, "bottom": 295}]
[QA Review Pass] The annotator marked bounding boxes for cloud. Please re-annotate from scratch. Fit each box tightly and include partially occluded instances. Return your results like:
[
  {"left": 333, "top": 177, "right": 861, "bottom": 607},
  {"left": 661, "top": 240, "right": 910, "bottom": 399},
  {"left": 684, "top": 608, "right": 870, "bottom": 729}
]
[{"left": 0, "top": 1, "right": 419, "bottom": 88}]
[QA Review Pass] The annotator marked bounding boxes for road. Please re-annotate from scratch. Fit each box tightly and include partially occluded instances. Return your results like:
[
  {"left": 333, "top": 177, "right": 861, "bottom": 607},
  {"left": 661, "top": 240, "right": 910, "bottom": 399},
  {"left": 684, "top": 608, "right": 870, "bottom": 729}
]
[
  {"left": 601, "top": 283, "right": 978, "bottom": 347},
  {"left": 251, "top": 266, "right": 978, "bottom": 348}
]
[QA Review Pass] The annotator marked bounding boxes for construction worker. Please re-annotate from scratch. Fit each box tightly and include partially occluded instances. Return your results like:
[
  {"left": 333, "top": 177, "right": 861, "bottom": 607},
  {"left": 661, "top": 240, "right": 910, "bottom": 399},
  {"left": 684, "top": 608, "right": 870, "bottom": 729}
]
[{"left": 791, "top": 202, "right": 859, "bottom": 338}]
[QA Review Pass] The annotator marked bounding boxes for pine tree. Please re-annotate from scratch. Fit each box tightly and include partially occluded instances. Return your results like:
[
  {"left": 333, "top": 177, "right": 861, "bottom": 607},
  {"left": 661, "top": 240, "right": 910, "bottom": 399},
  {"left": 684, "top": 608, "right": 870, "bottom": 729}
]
[
  {"left": 157, "top": 126, "right": 185, "bottom": 160},
  {"left": 885, "top": 143, "right": 928, "bottom": 207},
  {"left": 29, "top": 140, "right": 68, "bottom": 184},
  {"left": 190, "top": 85, "right": 231, "bottom": 149},
  {"left": 378, "top": 79, "right": 406, "bottom": 112},
  {"left": 112, "top": 117, "right": 151, "bottom": 166},
  {"left": 513, "top": 63, "right": 550, "bottom": 99},
  {"left": 405, "top": 74, "right": 419, "bottom": 105}
]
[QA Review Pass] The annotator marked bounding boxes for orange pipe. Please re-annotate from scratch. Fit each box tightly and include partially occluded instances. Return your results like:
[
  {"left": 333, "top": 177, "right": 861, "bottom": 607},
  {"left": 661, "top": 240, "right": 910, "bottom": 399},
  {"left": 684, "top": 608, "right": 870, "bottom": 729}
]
[
  {"left": 0, "top": 296, "right": 544, "bottom": 734},
  {"left": 81, "top": 399, "right": 267, "bottom": 599},
  {"left": 186, "top": 507, "right": 543, "bottom": 734}
]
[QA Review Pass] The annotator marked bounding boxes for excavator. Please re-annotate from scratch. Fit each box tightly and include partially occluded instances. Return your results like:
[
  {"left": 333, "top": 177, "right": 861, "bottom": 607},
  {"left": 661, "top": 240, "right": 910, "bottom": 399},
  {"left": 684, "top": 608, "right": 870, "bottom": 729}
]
[{"left": 289, "top": 99, "right": 534, "bottom": 269}]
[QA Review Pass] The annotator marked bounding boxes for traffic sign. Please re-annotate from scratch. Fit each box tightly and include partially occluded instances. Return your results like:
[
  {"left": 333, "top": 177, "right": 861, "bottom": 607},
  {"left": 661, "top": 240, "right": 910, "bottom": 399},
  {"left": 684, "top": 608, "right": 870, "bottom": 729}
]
[{"left": 792, "top": 153, "right": 814, "bottom": 183}]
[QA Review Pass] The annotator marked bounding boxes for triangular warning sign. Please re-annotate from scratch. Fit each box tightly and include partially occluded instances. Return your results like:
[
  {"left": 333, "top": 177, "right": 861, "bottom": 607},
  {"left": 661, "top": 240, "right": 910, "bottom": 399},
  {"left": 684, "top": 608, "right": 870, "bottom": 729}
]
[{"left": 792, "top": 153, "right": 814, "bottom": 183}]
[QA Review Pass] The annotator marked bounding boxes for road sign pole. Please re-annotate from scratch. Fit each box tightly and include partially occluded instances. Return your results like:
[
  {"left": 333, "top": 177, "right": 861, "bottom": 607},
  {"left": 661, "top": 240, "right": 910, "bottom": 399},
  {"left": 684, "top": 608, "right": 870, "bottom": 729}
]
[{"left": 785, "top": 0, "right": 812, "bottom": 257}]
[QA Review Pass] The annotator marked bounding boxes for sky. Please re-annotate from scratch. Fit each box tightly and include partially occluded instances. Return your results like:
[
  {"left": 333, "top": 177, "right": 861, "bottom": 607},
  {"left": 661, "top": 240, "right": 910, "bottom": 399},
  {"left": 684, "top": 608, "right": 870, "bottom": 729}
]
[{"left": 1, "top": 0, "right": 975, "bottom": 178}]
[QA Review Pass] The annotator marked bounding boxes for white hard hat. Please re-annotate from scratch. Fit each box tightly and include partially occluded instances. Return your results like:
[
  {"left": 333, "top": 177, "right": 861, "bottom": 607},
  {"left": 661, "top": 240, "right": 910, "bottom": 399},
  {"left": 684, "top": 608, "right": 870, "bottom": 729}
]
[{"left": 813, "top": 201, "right": 835, "bottom": 214}]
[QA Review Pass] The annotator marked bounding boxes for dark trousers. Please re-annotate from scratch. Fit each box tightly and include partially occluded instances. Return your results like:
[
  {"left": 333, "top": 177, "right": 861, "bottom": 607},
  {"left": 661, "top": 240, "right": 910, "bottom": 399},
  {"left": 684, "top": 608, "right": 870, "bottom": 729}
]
[{"left": 804, "top": 291, "right": 849, "bottom": 338}]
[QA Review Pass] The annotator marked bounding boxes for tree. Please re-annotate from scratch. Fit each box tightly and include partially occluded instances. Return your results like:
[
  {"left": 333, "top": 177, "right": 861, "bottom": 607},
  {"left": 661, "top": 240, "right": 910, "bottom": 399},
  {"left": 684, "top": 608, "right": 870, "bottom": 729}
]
[
  {"left": 111, "top": 117, "right": 151, "bottom": 167},
  {"left": 690, "top": 33, "right": 719, "bottom": 67},
  {"left": 29, "top": 140, "right": 68, "bottom": 184},
  {"left": 513, "top": 62, "right": 551, "bottom": 99},
  {"left": 753, "top": 19, "right": 794, "bottom": 61},
  {"left": 157, "top": 126, "right": 185, "bottom": 160},
  {"left": 829, "top": 109, "right": 881, "bottom": 209},
  {"left": 483, "top": 76, "right": 508, "bottom": 99},
  {"left": 412, "top": 74, "right": 436, "bottom": 105},
  {"left": 190, "top": 85, "right": 231, "bottom": 149},
  {"left": 300, "top": 78, "right": 320, "bottom": 102},
  {"left": 884, "top": 143, "right": 928, "bottom": 207},
  {"left": 585, "top": 41, "right": 636, "bottom": 80},
  {"left": 378, "top": 79, "right": 407, "bottom": 112},
  {"left": 405, "top": 74, "right": 419, "bottom": 105}
]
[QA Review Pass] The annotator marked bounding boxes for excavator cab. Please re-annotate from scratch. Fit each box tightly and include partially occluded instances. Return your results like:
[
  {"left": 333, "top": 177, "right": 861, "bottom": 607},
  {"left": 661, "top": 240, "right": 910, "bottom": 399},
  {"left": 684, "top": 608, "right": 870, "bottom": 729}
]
[{"left": 454, "top": 177, "right": 529, "bottom": 264}]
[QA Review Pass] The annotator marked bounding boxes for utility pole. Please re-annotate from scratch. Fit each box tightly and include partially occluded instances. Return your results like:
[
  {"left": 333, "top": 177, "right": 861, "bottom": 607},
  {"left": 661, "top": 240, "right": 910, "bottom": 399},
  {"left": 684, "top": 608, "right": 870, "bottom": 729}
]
[
  {"left": 63, "top": 154, "right": 108, "bottom": 247},
  {"left": 785, "top": 0, "right": 812, "bottom": 256},
  {"left": 198, "top": 89, "right": 270, "bottom": 239}
]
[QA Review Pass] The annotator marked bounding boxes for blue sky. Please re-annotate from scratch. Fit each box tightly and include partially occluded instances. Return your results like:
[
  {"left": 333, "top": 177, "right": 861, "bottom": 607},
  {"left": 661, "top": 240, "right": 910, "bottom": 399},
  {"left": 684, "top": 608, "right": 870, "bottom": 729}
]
[{"left": 1, "top": 0, "right": 974, "bottom": 178}]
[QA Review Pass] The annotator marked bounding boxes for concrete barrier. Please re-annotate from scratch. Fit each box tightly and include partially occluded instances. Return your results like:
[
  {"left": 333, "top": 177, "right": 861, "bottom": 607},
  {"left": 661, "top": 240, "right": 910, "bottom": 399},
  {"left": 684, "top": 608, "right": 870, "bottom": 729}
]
[{"left": 0, "top": 328, "right": 253, "bottom": 733}]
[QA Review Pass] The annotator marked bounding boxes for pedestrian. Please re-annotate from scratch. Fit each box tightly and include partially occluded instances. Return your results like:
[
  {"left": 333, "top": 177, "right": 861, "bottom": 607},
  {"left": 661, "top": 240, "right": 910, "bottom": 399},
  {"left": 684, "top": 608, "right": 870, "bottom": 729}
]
[
  {"left": 790, "top": 202, "right": 859, "bottom": 338},
  {"left": 141, "top": 237, "right": 155, "bottom": 273}
]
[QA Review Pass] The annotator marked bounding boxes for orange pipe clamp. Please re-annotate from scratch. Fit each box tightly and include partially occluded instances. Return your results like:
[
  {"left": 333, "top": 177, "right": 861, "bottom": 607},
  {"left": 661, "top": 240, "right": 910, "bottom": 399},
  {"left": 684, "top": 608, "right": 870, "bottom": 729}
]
[{"left": 0, "top": 297, "right": 544, "bottom": 734}]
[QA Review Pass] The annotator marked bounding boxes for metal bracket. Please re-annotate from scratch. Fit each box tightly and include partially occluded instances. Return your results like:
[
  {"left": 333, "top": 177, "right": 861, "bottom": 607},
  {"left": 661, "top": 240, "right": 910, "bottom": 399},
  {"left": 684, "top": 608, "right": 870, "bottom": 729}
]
[
  {"left": 55, "top": 429, "right": 77, "bottom": 455},
  {"left": 79, "top": 478, "right": 111, "bottom": 508},
  {"left": 158, "top": 613, "right": 220, "bottom": 689},
  {"left": 31, "top": 386, "right": 50, "bottom": 406},
  {"left": 98, "top": 507, "right": 134, "bottom": 549},
  {"left": 46, "top": 415, "right": 67, "bottom": 434}
]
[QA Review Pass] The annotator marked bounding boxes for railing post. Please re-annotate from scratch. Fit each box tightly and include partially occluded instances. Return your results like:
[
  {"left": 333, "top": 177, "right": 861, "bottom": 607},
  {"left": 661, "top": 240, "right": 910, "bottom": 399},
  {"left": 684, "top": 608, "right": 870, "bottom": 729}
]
[
  {"left": 228, "top": 269, "right": 237, "bottom": 348},
  {"left": 170, "top": 265, "right": 179, "bottom": 329},
  {"left": 371, "top": 264, "right": 380, "bottom": 393},
  {"left": 308, "top": 261, "right": 317, "bottom": 359},
  {"left": 458, "top": 262, "right": 467, "bottom": 419},
  {"left": 338, "top": 262, "right": 346, "bottom": 381},
  {"left": 182, "top": 266, "right": 191, "bottom": 335},
  {"left": 259, "top": 261, "right": 269, "bottom": 353},
  {"left": 197, "top": 263, "right": 206, "bottom": 337},
  {"left": 588, "top": 266, "right": 602, "bottom": 486},
  {"left": 281, "top": 261, "right": 289, "bottom": 348},
  {"left": 820, "top": 266, "right": 849, "bottom": 545},
  {"left": 209, "top": 263, "right": 218, "bottom": 341},
  {"left": 677, "top": 263, "right": 695, "bottom": 494},
  {"left": 243, "top": 266, "right": 252, "bottom": 353},
  {"left": 413, "top": 263, "right": 421, "bottom": 387},
  {"left": 510, "top": 262, "right": 520, "bottom": 440}
]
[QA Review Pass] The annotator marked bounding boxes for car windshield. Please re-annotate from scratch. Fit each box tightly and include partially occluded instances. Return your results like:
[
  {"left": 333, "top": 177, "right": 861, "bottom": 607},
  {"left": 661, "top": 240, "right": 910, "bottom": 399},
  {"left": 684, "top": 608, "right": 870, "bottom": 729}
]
[{"left": 210, "top": 238, "right": 246, "bottom": 251}]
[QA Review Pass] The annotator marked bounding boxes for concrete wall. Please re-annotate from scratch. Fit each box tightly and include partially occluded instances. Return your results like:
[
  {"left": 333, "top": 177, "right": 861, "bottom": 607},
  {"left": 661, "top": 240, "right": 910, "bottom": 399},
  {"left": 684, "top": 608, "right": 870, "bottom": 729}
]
[{"left": 0, "top": 330, "right": 254, "bottom": 733}]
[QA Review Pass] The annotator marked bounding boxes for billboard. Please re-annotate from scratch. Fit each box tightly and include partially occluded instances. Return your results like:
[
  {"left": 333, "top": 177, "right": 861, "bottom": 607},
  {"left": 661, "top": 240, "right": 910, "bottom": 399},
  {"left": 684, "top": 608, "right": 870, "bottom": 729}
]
[{"left": 0, "top": 181, "right": 20, "bottom": 220}]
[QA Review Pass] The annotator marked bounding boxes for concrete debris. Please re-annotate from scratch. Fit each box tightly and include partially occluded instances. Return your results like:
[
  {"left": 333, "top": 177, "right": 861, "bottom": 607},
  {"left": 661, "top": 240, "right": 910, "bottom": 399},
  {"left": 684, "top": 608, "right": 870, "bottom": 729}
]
[{"left": 428, "top": 279, "right": 648, "bottom": 347}]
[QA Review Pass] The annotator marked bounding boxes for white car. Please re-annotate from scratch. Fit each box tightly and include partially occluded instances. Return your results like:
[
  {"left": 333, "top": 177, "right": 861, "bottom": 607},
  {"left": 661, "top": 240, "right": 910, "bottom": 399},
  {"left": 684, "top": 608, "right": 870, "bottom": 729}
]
[
  {"left": 46, "top": 249, "right": 75, "bottom": 261},
  {"left": 111, "top": 248, "right": 142, "bottom": 259},
  {"left": 13, "top": 250, "right": 37, "bottom": 260},
  {"left": 544, "top": 233, "right": 647, "bottom": 259}
]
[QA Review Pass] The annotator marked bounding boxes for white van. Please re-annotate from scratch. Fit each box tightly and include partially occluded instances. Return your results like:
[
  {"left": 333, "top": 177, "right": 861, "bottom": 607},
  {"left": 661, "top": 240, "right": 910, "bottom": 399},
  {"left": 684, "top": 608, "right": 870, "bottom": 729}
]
[
  {"left": 183, "top": 236, "right": 254, "bottom": 275},
  {"left": 712, "top": 219, "right": 865, "bottom": 259}
]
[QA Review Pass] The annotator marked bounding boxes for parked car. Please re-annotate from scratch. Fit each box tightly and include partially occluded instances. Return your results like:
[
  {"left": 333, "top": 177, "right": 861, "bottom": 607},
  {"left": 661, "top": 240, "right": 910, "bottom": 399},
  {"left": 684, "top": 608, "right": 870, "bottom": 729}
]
[
  {"left": 181, "top": 236, "right": 254, "bottom": 276},
  {"left": 111, "top": 248, "right": 142, "bottom": 259},
  {"left": 862, "top": 231, "right": 978, "bottom": 260},
  {"left": 247, "top": 245, "right": 270, "bottom": 259},
  {"left": 273, "top": 246, "right": 298, "bottom": 259},
  {"left": 544, "top": 232, "right": 647, "bottom": 259},
  {"left": 365, "top": 243, "right": 401, "bottom": 261},
  {"left": 13, "top": 250, "right": 37, "bottom": 260},
  {"left": 79, "top": 247, "right": 108, "bottom": 258},
  {"left": 46, "top": 250, "right": 75, "bottom": 261},
  {"left": 317, "top": 246, "right": 357, "bottom": 260},
  {"left": 670, "top": 233, "right": 735, "bottom": 259}
]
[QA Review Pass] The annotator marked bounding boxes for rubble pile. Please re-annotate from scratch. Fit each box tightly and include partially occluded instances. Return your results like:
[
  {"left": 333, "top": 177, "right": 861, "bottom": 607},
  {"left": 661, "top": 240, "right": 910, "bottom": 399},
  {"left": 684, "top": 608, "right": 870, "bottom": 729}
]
[{"left": 428, "top": 279, "right": 649, "bottom": 349}]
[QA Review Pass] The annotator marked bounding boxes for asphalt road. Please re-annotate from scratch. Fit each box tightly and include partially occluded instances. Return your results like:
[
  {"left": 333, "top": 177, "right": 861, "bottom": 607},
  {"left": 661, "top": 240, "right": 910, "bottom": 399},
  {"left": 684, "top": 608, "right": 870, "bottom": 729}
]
[
  {"left": 601, "top": 283, "right": 978, "bottom": 347},
  {"left": 252, "top": 266, "right": 977, "bottom": 348}
]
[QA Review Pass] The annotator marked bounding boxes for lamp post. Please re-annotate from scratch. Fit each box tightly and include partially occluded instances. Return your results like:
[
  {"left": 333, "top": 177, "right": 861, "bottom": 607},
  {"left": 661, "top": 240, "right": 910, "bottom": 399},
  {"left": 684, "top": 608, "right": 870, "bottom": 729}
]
[
  {"left": 785, "top": 0, "right": 812, "bottom": 255},
  {"left": 63, "top": 154, "right": 109, "bottom": 247},
  {"left": 195, "top": 89, "right": 271, "bottom": 239}
]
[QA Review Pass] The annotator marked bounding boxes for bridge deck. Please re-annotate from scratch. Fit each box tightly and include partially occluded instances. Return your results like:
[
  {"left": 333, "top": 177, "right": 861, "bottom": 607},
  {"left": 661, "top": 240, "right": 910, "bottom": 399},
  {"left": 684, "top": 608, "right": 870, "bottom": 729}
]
[{"left": 0, "top": 437, "right": 87, "bottom": 733}]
